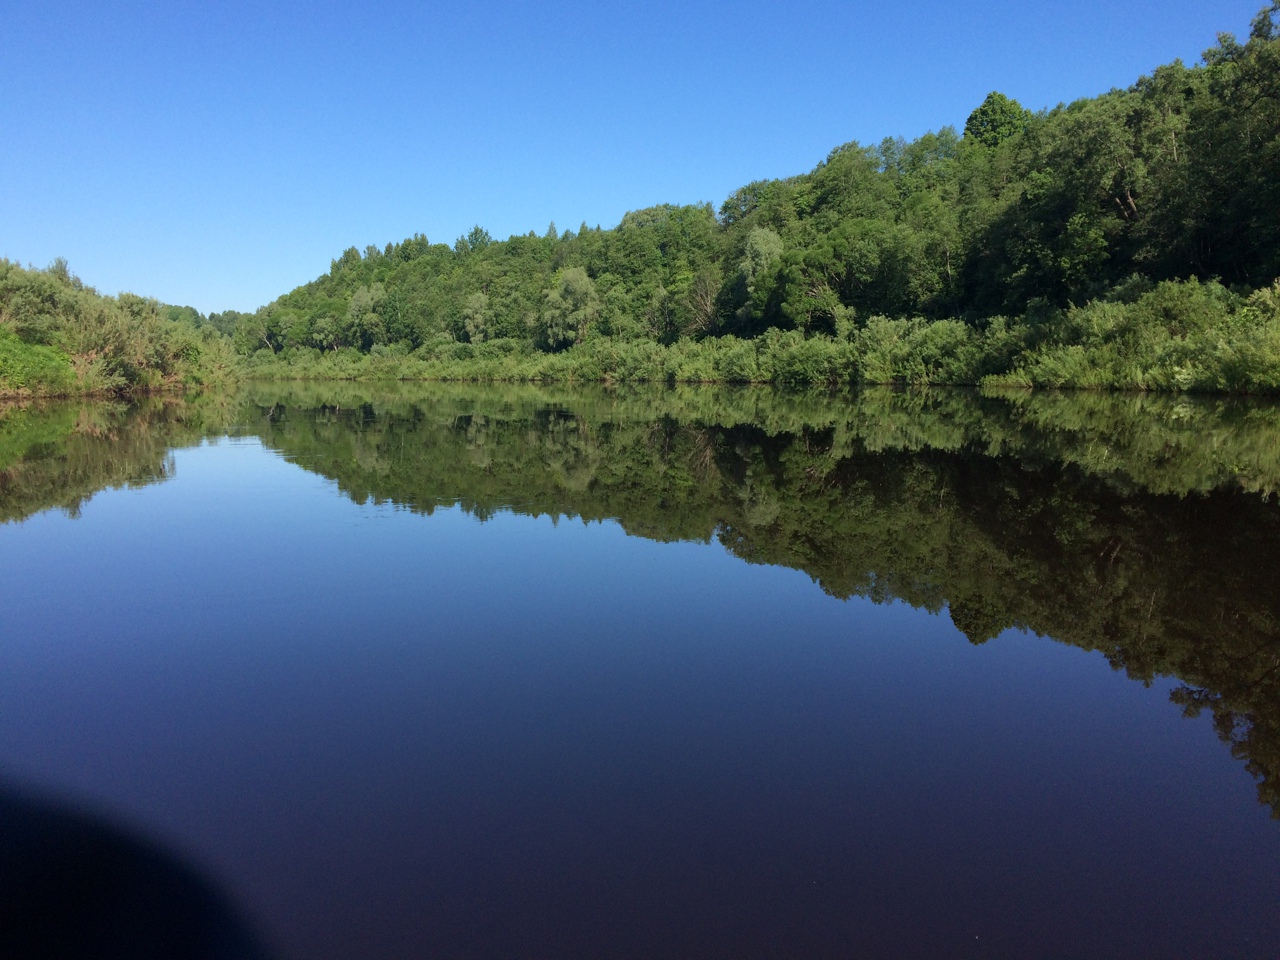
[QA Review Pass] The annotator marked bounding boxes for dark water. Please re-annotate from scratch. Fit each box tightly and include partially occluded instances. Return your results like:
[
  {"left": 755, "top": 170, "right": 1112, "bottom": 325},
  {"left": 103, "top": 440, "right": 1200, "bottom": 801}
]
[{"left": 2, "top": 384, "right": 1279, "bottom": 959}]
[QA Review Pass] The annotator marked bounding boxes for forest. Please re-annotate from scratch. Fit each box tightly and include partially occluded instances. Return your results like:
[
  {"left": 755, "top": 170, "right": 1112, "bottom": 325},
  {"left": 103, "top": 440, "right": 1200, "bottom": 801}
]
[{"left": 2, "top": 4, "right": 1279, "bottom": 395}]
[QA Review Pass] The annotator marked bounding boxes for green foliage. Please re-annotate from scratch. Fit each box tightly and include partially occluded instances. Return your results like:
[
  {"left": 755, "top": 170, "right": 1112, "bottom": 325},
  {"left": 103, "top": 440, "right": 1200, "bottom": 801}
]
[
  {"left": 0, "top": 329, "right": 76, "bottom": 394},
  {"left": 536, "top": 267, "right": 600, "bottom": 351},
  {"left": 0, "top": 260, "right": 238, "bottom": 397},
  {"left": 984, "top": 278, "right": 1280, "bottom": 390},
  {"left": 964, "top": 92, "right": 1031, "bottom": 147},
  {"left": 462, "top": 292, "right": 491, "bottom": 343},
  {"left": 243, "top": 277, "right": 1280, "bottom": 394},
  {"left": 855, "top": 317, "right": 984, "bottom": 384}
]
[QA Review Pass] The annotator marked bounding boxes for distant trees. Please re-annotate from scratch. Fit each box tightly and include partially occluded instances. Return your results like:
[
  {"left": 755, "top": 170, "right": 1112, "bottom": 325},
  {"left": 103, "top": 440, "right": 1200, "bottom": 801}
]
[
  {"left": 8, "top": 8, "right": 1280, "bottom": 392},
  {"left": 463, "top": 292, "right": 490, "bottom": 343},
  {"left": 456, "top": 226, "right": 492, "bottom": 256}
]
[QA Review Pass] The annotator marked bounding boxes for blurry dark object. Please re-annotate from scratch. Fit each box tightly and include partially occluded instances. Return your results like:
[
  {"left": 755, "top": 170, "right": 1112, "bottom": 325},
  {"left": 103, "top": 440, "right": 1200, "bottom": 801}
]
[{"left": 0, "top": 789, "right": 271, "bottom": 960}]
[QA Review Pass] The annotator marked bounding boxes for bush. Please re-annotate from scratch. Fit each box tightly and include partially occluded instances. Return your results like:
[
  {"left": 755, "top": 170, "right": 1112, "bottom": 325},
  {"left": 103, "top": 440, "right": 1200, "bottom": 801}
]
[
  {"left": 241, "top": 277, "right": 1280, "bottom": 393},
  {"left": 0, "top": 259, "right": 239, "bottom": 395},
  {"left": 0, "top": 330, "right": 77, "bottom": 395}
]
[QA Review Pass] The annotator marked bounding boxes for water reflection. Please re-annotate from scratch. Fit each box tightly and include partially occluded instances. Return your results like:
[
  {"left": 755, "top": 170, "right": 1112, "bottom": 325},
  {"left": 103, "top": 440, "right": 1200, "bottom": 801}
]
[{"left": 3, "top": 383, "right": 1280, "bottom": 819}]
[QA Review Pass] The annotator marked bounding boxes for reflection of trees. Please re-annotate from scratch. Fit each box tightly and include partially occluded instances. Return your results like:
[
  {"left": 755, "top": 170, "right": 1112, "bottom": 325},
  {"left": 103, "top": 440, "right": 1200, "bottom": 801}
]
[
  {"left": 244, "top": 386, "right": 1280, "bottom": 815},
  {"left": 0, "top": 395, "right": 238, "bottom": 525},
  {"left": 725, "top": 439, "right": 1280, "bottom": 813},
  {"left": 4, "top": 384, "right": 1280, "bottom": 814}
]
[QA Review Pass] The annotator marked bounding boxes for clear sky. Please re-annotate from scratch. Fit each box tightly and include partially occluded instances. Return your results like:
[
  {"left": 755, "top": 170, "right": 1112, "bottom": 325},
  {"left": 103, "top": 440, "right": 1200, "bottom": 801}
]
[{"left": 1, "top": 0, "right": 1263, "bottom": 314}]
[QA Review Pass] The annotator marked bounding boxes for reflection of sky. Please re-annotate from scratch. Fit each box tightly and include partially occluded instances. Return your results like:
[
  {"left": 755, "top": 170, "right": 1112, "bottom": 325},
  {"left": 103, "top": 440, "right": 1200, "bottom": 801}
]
[{"left": 2, "top": 440, "right": 1278, "bottom": 959}]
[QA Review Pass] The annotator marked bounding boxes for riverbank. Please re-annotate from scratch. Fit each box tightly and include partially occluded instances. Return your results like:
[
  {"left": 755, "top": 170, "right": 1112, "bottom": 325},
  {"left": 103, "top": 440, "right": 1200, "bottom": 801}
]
[{"left": 242, "top": 279, "right": 1280, "bottom": 393}]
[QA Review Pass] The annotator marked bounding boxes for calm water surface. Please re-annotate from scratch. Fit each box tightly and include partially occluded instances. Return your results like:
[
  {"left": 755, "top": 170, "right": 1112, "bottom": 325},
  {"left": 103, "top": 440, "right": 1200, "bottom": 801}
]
[{"left": 2, "top": 384, "right": 1279, "bottom": 958}]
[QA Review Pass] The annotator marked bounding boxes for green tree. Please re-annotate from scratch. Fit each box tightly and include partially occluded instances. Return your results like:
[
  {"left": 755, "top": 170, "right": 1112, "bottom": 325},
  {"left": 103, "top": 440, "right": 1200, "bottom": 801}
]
[
  {"left": 463, "top": 292, "right": 491, "bottom": 343},
  {"left": 964, "top": 92, "right": 1031, "bottom": 147},
  {"left": 536, "top": 267, "right": 600, "bottom": 351}
]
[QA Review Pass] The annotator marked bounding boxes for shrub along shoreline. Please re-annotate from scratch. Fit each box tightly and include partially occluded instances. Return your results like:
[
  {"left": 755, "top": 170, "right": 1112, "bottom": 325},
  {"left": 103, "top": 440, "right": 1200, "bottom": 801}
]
[
  {"left": 243, "top": 278, "right": 1280, "bottom": 393},
  {"left": 5, "top": 265, "right": 1280, "bottom": 396},
  {"left": 0, "top": 260, "right": 240, "bottom": 399}
]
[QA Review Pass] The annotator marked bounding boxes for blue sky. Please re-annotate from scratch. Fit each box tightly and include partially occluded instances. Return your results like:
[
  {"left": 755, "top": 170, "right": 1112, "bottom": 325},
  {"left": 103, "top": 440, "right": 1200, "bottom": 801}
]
[{"left": 1, "top": 0, "right": 1263, "bottom": 313}]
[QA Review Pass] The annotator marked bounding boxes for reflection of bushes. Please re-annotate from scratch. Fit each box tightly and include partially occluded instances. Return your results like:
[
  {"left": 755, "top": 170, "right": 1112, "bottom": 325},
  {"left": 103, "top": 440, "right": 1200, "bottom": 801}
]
[
  {"left": 237, "top": 381, "right": 1280, "bottom": 498},
  {"left": 0, "top": 394, "right": 241, "bottom": 523}
]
